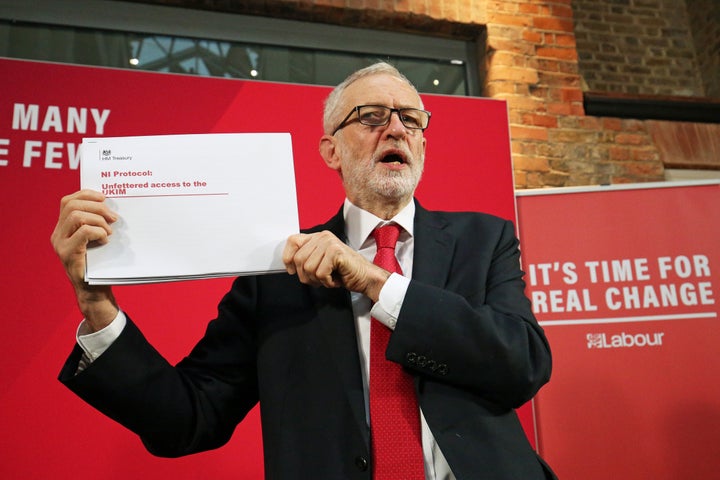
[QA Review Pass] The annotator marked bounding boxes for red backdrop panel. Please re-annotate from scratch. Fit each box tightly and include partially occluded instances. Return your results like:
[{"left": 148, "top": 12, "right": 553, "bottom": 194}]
[
  {"left": 1, "top": 58, "right": 525, "bottom": 479},
  {"left": 516, "top": 183, "right": 720, "bottom": 480}
]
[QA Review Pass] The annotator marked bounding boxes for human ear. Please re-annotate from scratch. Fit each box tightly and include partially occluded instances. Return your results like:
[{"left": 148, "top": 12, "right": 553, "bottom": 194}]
[{"left": 319, "top": 135, "right": 341, "bottom": 171}]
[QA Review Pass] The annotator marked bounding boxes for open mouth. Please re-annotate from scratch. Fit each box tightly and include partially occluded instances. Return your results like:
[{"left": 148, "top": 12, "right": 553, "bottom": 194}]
[{"left": 379, "top": 152, "right": 407, "bottom": 165}]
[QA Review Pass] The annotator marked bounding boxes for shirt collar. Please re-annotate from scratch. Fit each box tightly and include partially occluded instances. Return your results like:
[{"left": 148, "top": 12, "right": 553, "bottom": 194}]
[{"left": 343, "top": 198, "right": 415, "bottom": 250}]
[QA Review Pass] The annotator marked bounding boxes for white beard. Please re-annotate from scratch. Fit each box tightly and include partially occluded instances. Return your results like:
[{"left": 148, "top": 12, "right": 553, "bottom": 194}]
[{"left": 339, "top": 142, "right": 424, "bottom": 204}]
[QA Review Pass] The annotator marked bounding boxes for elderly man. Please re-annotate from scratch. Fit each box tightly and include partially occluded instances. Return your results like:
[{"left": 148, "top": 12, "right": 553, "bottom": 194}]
[{"left": 53, "top": 62, "right": 555, "bottom": 479}]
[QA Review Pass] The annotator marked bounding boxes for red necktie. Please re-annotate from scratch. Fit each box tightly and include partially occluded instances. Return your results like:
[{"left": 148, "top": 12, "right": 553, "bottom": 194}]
[{"left": 369, "top": 224, "right": 425, "bottom": 479}]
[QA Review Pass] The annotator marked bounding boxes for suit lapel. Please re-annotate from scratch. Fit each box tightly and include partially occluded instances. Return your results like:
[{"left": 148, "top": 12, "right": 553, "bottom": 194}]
[
  {"left": 303, "top": 202, "right": 458, "bottom": 447},
  {"left": 308, "top": 208, "right": 369, "bottom": 445},
  {"left": 412, "top": 202, "right": 456, "bottom": 288}
]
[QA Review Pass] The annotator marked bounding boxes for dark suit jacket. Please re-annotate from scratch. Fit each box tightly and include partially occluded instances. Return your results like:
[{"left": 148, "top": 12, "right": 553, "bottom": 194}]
[{"left": 60, "top": 201, "right": 555, "bottom": 479}]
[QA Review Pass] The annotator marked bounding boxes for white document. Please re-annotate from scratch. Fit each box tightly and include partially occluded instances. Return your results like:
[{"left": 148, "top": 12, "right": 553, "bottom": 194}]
[{"left": 81, "top": 133, "right": 299, "bottom": 284}]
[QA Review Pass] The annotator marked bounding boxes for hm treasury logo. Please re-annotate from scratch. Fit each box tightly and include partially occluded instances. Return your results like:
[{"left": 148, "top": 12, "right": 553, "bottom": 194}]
[
  {"left": 587, "top": 331, "right": 665, "bottom": 349},
  {"left": 100, "top": 149, "right": 133, "bottom": 161}
]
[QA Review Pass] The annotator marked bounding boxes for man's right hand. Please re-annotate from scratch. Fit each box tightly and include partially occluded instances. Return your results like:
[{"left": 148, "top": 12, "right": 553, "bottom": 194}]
[{"left": 50, "top": 189, "right": 120, "bottom": 332}]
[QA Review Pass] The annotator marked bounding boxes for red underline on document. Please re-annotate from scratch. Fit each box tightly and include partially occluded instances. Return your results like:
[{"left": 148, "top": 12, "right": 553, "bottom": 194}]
[
  {"left": 539, "top": 311, "right": 717, "bottom": 327},
  {"left": 105, "top": 193, "right": 230, "bottom": 198}
]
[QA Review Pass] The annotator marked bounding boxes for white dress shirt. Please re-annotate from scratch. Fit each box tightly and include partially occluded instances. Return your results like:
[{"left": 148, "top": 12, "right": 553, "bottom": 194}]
[
  {"left": 77, "top": 198, "right": 454, "bottom": 479},
  {"left": 343, "top": 199, "right": 454, "bottom": 480}
]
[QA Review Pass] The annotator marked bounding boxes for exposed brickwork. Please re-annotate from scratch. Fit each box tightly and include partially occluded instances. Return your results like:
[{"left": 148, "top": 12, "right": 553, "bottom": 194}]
[
  {"left": 571, "top": 0, "right": 704, "bottom": 97},
  {"left": 118, "top": 0, "right": 483, "bottom": 39},
  {"left": 118, "top": 0, "right": 718, "bottom": 187},
  {"left": 480, "top": 0, "right": 665, "bottom": 187},
  {"left": 686, "top": 0, "right": 720, "bottom": 97}
]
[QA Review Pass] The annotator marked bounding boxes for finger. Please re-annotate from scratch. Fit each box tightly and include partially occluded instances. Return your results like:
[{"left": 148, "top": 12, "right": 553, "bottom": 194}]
[
  {"left": 293, "top": 241, "right": 319, "bottom": 285},
  {"left": 54, "top": 221, "right": 111, "bottom": 259},
  {"left": 293, "top": 233, "right": 344, "bottom": 288},
  {"left": 283, "top": 233, "right": 310, "bottom": 274},
  {"left": 308, "top": 235, "right": 343, "bottom": 287},
  {"left": 314, "top": 252, "right": 341, "bottom": 288},
  {"left": 58, "top": 190, "right": 105, "bottom": 218},
  {"left": 74, "top": 222, "right": 113, "bottom": 248},
  {"left": 53, "top": 208, "right": 114, "bottom": 247},
  {"left": 54, "top": 223, "right": 112, "bottom": 285},
  {"left": 289, "top": 233, "right": 330, "bottom": 285},
  {"left": 51, "top": 191, "right": 117, "bottom": 274},
  {"left": 58, "top": 190, "right": 117, "bottom": 226},
  {"left": 54, "top": 192, "right": 117, "bottom": 242},
  {"left": 62, "top": 188, "right": 106, "bottom": 205},
  {"left": 296, "top": 243, "right": 326, "bottom": 285}
]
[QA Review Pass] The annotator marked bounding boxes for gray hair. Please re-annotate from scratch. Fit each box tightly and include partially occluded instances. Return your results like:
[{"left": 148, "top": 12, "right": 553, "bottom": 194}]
[{"left": 322, "top": 62, "right": 422, "bottom": 135}]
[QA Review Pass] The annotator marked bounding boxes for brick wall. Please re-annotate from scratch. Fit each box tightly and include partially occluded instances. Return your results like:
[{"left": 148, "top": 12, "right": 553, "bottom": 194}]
[
  {"left": 686, "top": 0, "right": 720, "bottom": 97},
  {"left": 571, "top": 0, "right": 704, "bottom": 97},
  {"left": 126, "top": 0, "right": 693, "bottom": 187},
  {"left": 477, "top": 0, "right": 665, "bottom": 187}
]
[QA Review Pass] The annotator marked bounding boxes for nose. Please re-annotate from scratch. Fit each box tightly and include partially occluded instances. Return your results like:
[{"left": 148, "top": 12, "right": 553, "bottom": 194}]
[{"left": 384, "top": 110, "right": 408, "bottom": 137}]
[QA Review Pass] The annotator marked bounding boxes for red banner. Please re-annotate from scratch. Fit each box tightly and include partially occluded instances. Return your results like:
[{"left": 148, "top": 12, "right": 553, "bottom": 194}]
[
  {"left": 1, "top": 58, "right": 524, "bottom": 479},
  {"left": 516, "top": 182, "right": 720, "bottom": 480}
]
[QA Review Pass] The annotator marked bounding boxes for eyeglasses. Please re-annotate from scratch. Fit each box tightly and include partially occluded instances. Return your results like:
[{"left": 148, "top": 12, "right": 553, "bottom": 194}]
[{"left": 332, "top": 104, "right": 432, "bottom": 135}]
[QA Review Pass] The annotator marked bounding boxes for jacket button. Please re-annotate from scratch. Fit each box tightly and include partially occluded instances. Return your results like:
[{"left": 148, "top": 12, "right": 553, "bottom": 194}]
[{"left": 355, "top": 456, "right": 368, "bottom": 471}]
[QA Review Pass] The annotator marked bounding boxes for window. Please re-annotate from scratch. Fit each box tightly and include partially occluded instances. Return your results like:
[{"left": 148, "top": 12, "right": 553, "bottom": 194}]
[{"left": 0, "top": 0, "right": 478, "bottom": 96}]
